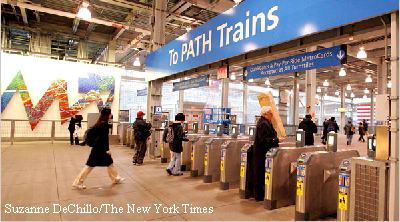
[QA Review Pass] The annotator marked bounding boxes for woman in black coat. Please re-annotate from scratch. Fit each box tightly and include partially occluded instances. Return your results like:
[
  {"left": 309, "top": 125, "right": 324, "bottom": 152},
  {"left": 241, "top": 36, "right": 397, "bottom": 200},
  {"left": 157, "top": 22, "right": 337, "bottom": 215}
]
[
  {"left": 72, "top": 108, "right": 125, "bottom": 189},
  {"left": 252, "top": 106, "right": 281, "bottom": 201}
]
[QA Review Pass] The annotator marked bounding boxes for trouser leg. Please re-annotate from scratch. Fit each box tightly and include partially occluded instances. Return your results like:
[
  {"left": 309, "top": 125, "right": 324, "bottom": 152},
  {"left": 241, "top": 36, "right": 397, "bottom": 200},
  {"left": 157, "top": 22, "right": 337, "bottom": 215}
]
[
  {"left": 137, "top": 141, "right": 147, "bottom": 164},
  {"left": 133, "top": 142, "right": 140, "bottom": 163},
  {"left": 69, "top": 131, "right": 74, "bottom": 145},
  {"left": 73, "top": 166, "right": 93, "bottom": 185},
  {"left": 167, "top": 152, "right": 177, "bottom": 170},
  {"left": 173, "top": 152, "right": 182, "bottom": 174}
]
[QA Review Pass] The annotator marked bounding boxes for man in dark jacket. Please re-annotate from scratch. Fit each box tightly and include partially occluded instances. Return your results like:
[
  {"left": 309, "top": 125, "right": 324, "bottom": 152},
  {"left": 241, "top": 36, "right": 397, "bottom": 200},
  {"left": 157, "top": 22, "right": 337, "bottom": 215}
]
[
  {"left": 68, "top": 115, "right": 77, "bottom": 145},
  {"left": 164, "top": 113, "right": 188, "bottom": 176},
  {"left": 298, "top": 114, "right": 318, "bottom": 145},
  {"left": 132, "top": 111, "right": 152, "bottom": 165},
  {"left": 252, "top": 106, "right": 282, "bottom": 201}
]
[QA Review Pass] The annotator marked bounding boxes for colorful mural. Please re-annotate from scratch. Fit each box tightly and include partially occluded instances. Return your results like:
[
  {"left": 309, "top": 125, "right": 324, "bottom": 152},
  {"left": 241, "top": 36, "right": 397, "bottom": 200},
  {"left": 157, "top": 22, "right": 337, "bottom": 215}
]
[{"left": 1, "top": 71, "right": 115, "bottom": 130}]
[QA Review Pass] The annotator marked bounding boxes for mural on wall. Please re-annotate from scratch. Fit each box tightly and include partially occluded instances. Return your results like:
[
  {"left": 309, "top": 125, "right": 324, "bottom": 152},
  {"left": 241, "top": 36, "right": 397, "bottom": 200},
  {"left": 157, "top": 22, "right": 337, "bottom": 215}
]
[{"left": 1, "top": 71, "right": 115, "bottom": 130}]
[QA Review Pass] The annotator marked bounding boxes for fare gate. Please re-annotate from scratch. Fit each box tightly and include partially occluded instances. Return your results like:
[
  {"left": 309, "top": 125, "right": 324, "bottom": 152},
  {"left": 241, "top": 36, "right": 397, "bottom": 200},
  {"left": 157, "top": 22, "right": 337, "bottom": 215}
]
[
  {"left": 264, "top": 145, "right": 326, "bottom": 210},
  {"left": 190, "top": 135, "right": 215, "bottom": 177},
  {"left": 220, "top": 140, "right": 250, "bottom": 190},
  {"left": 295, "top": 150, "right": 359, "bottom": 221}
]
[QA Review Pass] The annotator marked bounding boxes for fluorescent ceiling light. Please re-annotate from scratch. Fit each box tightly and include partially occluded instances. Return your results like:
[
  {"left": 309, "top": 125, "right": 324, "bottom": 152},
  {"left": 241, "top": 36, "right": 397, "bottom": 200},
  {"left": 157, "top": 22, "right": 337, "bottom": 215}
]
[
  {"left": 233, "top": 0, "right": 242, "bottom": 4},
  {"left": 388, "top": 80, "right": 392, "bottom": 88},
  {"left": 230, "top": 73, "right": 236, "bottom": 81},
  {"left": 77, "top": 2, "right": 91, "bottom": 21},
  {"left": 363, "top": 95, "right": 367, "bottom": 99},
  {"left": 346, "top": 84, "right": 351, "bottom": 91},
  {"left": 133, "top": 57, "right": 141, "bottom": 66},
  {"left": 357, "top": 46, "right": 367, "bottom": 59},
  {"left": 335, "top": 91, "right": 340, "bottom": 96},
  {"left": 345, "top": 92, "right": 348, "bottom": 97},
  {"left": 317, "top": 87, "right": 322, "bottom": 93},
  {"left": 265, "top": 78, "right": 271, "bottom": 86},
  {"left": 365, "top": 75, "right": 372, "bottom": 83},
  {"left": 249, "top": 78, "right": 254, "bottom": 83},
  {"left": 351, "top": 92, "right": 355, "bottom": 98},
  {"left": 323, "top": 80, "right": 329, "bottom": 87},
  {"left": 339, "top": 68, "right": 347, "bottom": 77},
  {"left": 185, "top": 26, "right": 192, "bottom": 32},
  {"left": 364, "top": 88, "right": 369, "bottom": 94}
]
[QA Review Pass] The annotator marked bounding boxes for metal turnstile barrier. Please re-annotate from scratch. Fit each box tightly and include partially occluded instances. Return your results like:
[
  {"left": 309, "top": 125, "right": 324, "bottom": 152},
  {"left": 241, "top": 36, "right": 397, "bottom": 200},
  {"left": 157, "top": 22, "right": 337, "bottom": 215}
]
[
  {"left": 220, "top": 139, "right": 250, "bottom": 190},
  {"left": 295, "top": 150, "right": 360, "bottom": 221},
  {"left": 181, "top": 134, "right": 199, "bottom": 171},
  {"left": 349, "top": 157, "right": 389, "bottom": 221},
  {"left": 264, "top": 145, "right": 326, "bottom": 210},
  {"left": 190, "top": 135, "right": 215, "bottom": 177},
  {"left": 119, "top": 123, "right": 129, "bottom": 145},
  {"left": 160, "top": 141, "right": 170, "bottom": 163},
  {"left": 126, "top": 127, "right": 132, "bottom": 147},
  {"left": 203, "top": 137, "right": 236, "bottom": 183},
  {"left": 337, "top": 159, "right": 352, "bottom": 221},
  {"left": 239, "top": 143, "right": 253, "bottom": 199}
]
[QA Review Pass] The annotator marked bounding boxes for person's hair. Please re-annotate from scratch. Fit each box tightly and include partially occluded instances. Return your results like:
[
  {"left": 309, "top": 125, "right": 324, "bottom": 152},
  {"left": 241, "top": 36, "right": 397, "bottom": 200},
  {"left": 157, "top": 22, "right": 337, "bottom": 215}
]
[
  {"left": 94, "top": 108, "right": 111, "bottom": 127},
  {"left": 260, "top": 106, "right": 272, "bottom": 116},
  {"left": 175, "top": 113, "right": 185, "bottom": 121},
  {"left": 330, "top": 117, "right": 335, "bottom": 121},
  {"left": 305, "top": 114, "right": 312, "bottom": 119}
]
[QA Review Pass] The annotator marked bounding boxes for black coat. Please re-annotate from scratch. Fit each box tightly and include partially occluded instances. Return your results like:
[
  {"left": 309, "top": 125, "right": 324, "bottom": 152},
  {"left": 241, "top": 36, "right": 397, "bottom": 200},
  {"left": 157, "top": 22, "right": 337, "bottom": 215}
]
[
  {"left": 68, "top": 117, "right": 77, "bottom": 131},
  {"left": 86, "top": 121, "right": 113, "bottom": 167},
  {"left": 252, "top": 116, "right": 279, "bottom": 200},
  {"left": 299, "top": 118, "right": 317, "bottom": 145},
  {"left": 133, "top": 118, "right": 152, "bottom": 141},
  {"left": 163, "top": 122, "right": 187, "bottom": 153}
]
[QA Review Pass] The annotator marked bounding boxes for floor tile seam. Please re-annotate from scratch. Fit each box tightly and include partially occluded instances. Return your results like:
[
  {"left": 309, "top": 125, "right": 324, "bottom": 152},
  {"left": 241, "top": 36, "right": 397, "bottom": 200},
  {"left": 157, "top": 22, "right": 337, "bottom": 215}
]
[{"left": 52, "top": 145, "right": 63, "bottom": 221}]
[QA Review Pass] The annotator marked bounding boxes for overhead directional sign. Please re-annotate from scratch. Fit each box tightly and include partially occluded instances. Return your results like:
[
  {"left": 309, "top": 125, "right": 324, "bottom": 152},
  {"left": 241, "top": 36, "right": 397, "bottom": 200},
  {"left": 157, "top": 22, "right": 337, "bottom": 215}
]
[
  {"left": 244, "top": 45, "right": 347, "bottom": 80},
  {"left": 173, "top": 74, "right": 209, "bottom": 92},
  {"left": 146, "top": 0, "right": 398, "bottom": 77}
]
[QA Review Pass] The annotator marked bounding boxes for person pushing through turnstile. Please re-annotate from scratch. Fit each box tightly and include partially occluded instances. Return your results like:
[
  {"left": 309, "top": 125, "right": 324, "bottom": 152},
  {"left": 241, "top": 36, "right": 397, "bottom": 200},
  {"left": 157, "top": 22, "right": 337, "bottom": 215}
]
[{"left": 252, "top": 106, "right": 283, "bottom": 201}]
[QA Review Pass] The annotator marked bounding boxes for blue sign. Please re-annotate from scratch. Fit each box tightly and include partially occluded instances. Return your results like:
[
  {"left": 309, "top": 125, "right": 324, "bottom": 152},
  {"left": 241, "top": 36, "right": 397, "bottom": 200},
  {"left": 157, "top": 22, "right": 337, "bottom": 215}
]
[
  {"left": 137, "top": 88, "right": 147, "bottom": 96},
  {"left": 173, "top": 75, "right": 209, "bottom": 92},
  {"left": 146, "top": 0, "right": 398, "bottom": 76},
  {"left": 245, "top": 45, "right": 347, "bottom": 80},
  {"left": 154, "top": 106, "right": 162, "bottom": 114}
]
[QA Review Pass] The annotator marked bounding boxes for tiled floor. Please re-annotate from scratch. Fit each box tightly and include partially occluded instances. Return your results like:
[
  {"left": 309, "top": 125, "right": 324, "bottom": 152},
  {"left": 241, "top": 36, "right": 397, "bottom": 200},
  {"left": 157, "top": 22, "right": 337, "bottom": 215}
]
[{"left": 1, "top": 135, "right": 367, "bottom": 221}]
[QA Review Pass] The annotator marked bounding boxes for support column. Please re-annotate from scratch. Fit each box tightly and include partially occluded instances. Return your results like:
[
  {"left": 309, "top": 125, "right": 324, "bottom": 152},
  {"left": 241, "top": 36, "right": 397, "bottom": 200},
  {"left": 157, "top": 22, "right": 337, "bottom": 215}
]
[
  {"left": 221, "top": 78, "right": 229, "bottom": 107},
  {"left": 106, "top": 40, "right": 116, "bottom": 63},
  {"left": 243, "top": 82, "right": 248, "bottom": 131},
  {"left": 319, "top": 97, "right": 324, "bottom": 125},
  {"left": 377, "top": 58, "right": 388, "bottom": 94},
  {"left": 305, "top": 46, "right": 317, "bottom": 119},
  {"left": 178, "top": 89, "right": 184, "bottom": 112},
  {"left": 292, "top": 73, "right": 300, "bottom": 125},
  {"left": 77, "top": 41, "right": 88, "bottom": 59},
  {"left": 278, "top": 88, "right": 289, "bottom": 125},
  {"left": 340, "top": 85, "right": 346, "bottom": 130},
  {"left": 389, "top": 11, "right": 399, "bottom": 221},
  {"left": 370, "top": 89, "right": 374, "bottom": 131},
  {"left": 150, "top": 0, "right": 167, "bottom": 52}
]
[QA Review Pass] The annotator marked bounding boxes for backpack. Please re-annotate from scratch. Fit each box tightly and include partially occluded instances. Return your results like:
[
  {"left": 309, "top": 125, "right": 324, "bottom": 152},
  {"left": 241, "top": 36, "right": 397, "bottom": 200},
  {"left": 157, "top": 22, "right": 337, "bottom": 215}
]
[
  {"left": 327, "top": 122, "right": 336, "bottom": 132},
  {"left": 166, "top": 126, "right": 174, "bottom": 143},
  {"left": 351, "top": 126, "right": 356, "bottom": 134},
  {"left": 84, "top": 128, "right": 97, "bottom": 147}
]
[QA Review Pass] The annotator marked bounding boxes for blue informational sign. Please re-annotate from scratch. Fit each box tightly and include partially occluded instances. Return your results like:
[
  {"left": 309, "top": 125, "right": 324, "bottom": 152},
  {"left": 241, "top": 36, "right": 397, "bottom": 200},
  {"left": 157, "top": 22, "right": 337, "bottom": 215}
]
[
  {"left": 172, "top": 74, "right": 209, "bottom": 92},
  {"left": 154, "top": 106, "right": 162, "bottom": 114},
  {"left": 146, "top": 0, "right": 398, "bottom": 76},
  {"left": 245, "top": 45, "right": 347, "bottom": 80},
  {"left": 137, "top": 88, "right": 147, "bottom": 96}
]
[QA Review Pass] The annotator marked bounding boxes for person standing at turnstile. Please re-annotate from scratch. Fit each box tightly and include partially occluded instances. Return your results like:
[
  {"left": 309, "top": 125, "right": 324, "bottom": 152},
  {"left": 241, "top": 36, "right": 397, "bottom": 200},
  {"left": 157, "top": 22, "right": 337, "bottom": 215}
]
[
  {"left": 298, "top": 114, "right": 317, "bottom": 146},
  {"left": 252, "top": 106, "right": 282, "bottom": 201},
  {"left": 132, "top": 111, "right": 152, "bottom": 165},
  {"left": 164, "top": 113, "right": 188, "bottom": 176}
]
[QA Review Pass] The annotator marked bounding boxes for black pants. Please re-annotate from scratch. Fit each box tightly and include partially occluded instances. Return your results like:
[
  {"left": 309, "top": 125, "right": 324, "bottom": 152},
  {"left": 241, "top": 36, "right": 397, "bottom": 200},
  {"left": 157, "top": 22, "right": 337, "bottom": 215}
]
[
  {"left": 69, "top": 130, "right": 74, "bottom": 145},
  {"left": 359, "top": 134, "right": 365, "bottom": 142},
  {"left": 133, "top": 140, "right": 147, "bottom": 164}
]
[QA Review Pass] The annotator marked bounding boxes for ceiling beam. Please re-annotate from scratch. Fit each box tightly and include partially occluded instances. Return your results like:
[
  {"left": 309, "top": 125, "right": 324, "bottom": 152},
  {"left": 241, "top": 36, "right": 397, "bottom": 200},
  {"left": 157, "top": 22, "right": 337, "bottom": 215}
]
[
  {"left": 19, "top": 7, "right": 28, "bottom": 24},
  {"left": 183, "top": 0, "right": 235, "bottom": 13}
]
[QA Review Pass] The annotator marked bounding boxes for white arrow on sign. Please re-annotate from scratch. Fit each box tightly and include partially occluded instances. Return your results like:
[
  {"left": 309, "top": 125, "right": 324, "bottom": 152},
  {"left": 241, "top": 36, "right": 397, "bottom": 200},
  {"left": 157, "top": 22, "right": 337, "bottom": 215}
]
[{"left": 337, "top": 50, "right": 346, "bottom": 60}]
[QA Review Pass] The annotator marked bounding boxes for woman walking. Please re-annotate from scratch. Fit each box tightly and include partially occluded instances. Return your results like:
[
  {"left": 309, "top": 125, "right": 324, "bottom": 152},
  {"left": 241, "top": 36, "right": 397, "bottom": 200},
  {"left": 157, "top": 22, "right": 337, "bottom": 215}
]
[
  {"left": 72, "top": 108, "right": 125, "bottom": 189},
  {"left": 358, "top": 122, "right": 366, "bottom": 142}
]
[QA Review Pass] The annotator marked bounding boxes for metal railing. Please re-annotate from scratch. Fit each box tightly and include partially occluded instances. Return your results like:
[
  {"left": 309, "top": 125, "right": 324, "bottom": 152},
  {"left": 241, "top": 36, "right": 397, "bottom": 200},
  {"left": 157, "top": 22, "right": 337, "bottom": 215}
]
[{"left": 1, "top": 119, "right": 120, "bottom": 144}]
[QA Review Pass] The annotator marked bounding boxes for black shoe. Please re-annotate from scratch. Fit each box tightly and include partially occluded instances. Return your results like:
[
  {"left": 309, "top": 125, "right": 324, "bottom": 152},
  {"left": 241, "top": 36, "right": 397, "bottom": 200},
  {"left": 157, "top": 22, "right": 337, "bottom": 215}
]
[{"left": 166, "top": 169, "right": 172, "bottom": 175}]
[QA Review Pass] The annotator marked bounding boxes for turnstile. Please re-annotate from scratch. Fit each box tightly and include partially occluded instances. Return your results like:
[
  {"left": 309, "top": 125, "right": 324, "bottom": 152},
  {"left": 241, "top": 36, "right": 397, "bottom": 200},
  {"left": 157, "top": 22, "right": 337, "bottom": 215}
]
[
  {"left": 295, "top": 150, "right": 359, "bottom": 221},
  {"left": 238, "top": 141, "right": 295, "bottom": 199},
  {"left": 160, "top": 134, "right": 170, "bottom": 163},
  {"left": 220, "top": 139, "right": 250, "bottom": 190},
  {"left": 119, "top": 123, "right": 129, "bottom": 145},
  {"left": 239, "top": 143, "right": 253, "bottom": 199},
  {"left": 190, "top": 135, "right": 215, "bottom": 177},
  {"left": 203, "top": 137, "right": 241, "bottom": 183},
  {"left": 126, "top": 127, "right": 133, "bottom": 147},
  {"left": 181, "top": 134, "right": 199, "bottom": 171},
  {"left": 264, "top": 145, "right": 326, "bottom": 210},
  {"left": 337, "top": 159, "right": 352, "bottom": 221}
]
